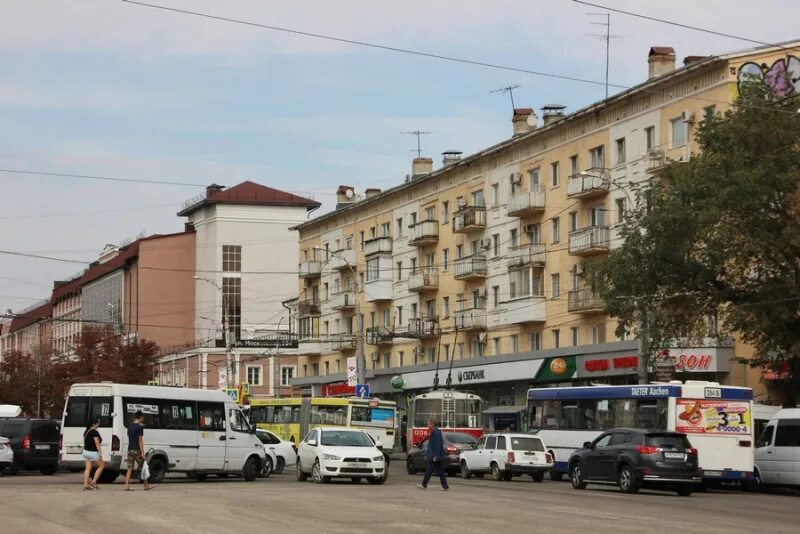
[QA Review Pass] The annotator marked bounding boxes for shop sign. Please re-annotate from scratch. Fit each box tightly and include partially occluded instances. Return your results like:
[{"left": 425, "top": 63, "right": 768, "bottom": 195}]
[
  {"left": 674, "top": 354, "right": 713, "bottom": 371},
  {"left": 457, "top": 370, "right": 485, "bottom": 383},
  {"left": 401, "top": 359, "right": 545, "bottom": 390},
  {"left": 322, "top": 383, "right": 356, "bottom": 397},
  {"left": 533, "top": 356, "right": 577, "bottom": 383},
  {"left": 576, "top": 355, "right": 638, "bottom": 378},
  {"left": 675, "top": 399, "right": 751, "bottom": 435}
]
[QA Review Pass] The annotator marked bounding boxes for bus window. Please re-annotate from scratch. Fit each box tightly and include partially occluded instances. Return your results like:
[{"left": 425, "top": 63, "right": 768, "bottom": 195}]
[
  {"left": 596, "top": 400, "right": 613, "bottom": 430},
  {"left": 311, "top": 405, "right": 347, "bottom": 426},
  {"left": 198, "top": 403, "right": 225, "bottom": 432},
  {"left": 613, "top": 399, "right": 636, "bottom": 428},
  {"left": 578, "top": 400, "right": 597, "bottom": 430},
  {"left": 414, "top": 399, "right": 439, "bottom": 427},
  {"left": 351, "top": 406, "right": 372, "bottom": 423},
  {"left": 637, "top": 399, "right": 667, "bottom": 429},
  {"left": 561, "top": 401, "right": 579, "bottom": 429}
]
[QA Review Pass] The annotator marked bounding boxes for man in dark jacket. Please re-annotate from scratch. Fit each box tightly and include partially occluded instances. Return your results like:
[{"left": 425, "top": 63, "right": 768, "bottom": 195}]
[{"left": 417, "top": 418, "right": 449, "bottom": 490}]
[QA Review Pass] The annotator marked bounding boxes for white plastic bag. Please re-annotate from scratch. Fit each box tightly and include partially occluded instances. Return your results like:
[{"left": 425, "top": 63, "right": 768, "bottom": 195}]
[{"left": 141, "top": 460, "right": 150, "bottom": 482}]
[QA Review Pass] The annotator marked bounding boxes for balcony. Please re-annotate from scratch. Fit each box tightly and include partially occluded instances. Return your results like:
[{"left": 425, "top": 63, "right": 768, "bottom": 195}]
[
  {"left": 364, "top": 236, "right": 392, "bottom": 256},
  {"left": 507, "top": 243, "right": 545, "bottom": 269},
  {"left": 568, "top": 288, "right": 604, "bottom": 314},
  {"left": 330, "top": 333, "right": 357, "bottom": 351},
  {"left": 297, "top": 298, "right": 321, "bottom": 317},
  {"left": 454, "top": 307, "right": 487, "bottom": 331},
  {"left": 366, "top": 326, "right": 394, "bottom": 346},
  {"left": 567, "top": 168, "right": 610, "bottom": 199},
  {"left": 408, "top": 270, "right": 439, "bottom": 292},
  {"left": 454, "top": 254, "right": 487, "bottom": 280},
  {"left": 329, "top": 248, "right": 356, "bottom": 271},
  {"left": 297, "top": 341, "right": 322, "bottom": 355},
  {"left": 330, "top": 291, "right": 357, "bottom": 311},
  {"left": 409, "top": 220, "right": 439, "bottom": 246},
  {"left": 495, "top": 295, "right": 546, "bottom": 326},
  {"left": 507, "top": 191, "right": 546, "bottom": 217},
  {"left": 453, "top": 205, "right": 487, "bottom": 233},
  {"left": 299, "top": 260, "right": 322, "bottom": 278},
  {"left": 406, "top": 316, "right": 439, "bottom": 339},
  {"left": 569, "top": 226, "right": 610, "bottom": 256},
  {"left": 364, "top": 277, "right": 392, "bottom": 302}
]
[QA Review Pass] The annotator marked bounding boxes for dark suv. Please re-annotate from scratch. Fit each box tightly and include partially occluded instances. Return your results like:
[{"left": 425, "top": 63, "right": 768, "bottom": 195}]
[
  {"left": 0, "top": 418, "right": 60, "bottom": 475},
  {"left": 568, "top": 428, "right": 700, "bottom": 496}
]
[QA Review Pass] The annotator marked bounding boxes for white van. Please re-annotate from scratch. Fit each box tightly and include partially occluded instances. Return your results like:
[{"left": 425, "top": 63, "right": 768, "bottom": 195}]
[
  {"left": 753, "top": 408, "right": 800, "bottom": 488},
  {"left": 60, "top": 383, "right": 266, "bottom": 483}
]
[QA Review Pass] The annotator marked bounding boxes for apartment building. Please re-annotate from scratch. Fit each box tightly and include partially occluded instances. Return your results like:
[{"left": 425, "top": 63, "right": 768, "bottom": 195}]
[
  {"left": 0, "top": 300, "right": 52, "bottom": 357},
  {"left": 291, "top": 43, "right": 794, "bottom": 406}
]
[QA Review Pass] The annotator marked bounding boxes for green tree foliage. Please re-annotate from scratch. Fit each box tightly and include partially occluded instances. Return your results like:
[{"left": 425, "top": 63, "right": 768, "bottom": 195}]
[{"left": 592, "top": 85, "right": 800, "bottom": 404}]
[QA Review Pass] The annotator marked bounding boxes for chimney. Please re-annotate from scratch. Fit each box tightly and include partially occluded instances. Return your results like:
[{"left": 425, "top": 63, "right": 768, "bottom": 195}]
[
  {"left": 336, "top": 185, "right": 356, "bottom": 209},
  {"left": 411, "top": 157, "right": 433, "bottom": 177},
  {"left": 184, "top": 222, "right": 195, "bottom": 233},
  {"left": 648, "top": 47, "right": 676, "bottom": 79},
  {"left": 206, "top": 183, "right": 225, "bottom": 196},
  {"left": 365, "top": 188, "right": 381, "bottom": 199},
  {"left": 442, "top": 150, "right": 462, "bottom": 166},
  {"left": 683, "top": 55, "right": 707, "bottom": 67},
  {"left": 512, "top": 108, "right": 536, "bottom": 136},
  {"left": 541, "top": 104, "right": 566, "bottom": 126}
]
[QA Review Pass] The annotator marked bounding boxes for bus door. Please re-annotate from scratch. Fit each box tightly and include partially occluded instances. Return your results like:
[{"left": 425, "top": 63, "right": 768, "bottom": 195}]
[{"left": 197, "top": 402, "right": 226, "bottom": 471}]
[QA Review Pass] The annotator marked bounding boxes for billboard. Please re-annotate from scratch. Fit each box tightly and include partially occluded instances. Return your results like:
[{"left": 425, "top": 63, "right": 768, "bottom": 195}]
[{"left": 675, "top": 399, "right": 751, "bottom": 435}]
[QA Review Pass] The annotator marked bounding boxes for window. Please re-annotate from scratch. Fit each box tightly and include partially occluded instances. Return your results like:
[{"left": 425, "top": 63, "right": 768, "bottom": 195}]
[
  {"left": 382, "top": 308, "right": 390, "bottom": 326},
  {"left": 671, "top": 117, "right": 687, "bottom": 147},
  {"left": 571, "top": 327, "right": 580, "bottom": 346},
  {"left": 456, "top": 244, "right": 463, "bottom": 259},
  {"left": 397, "top": 305, "right": 404, "bottom": 326},
  {"left": 527, "top": 223, "right": 541, "bottom": 244},
  {"left": 381, "top": 222, "right": 390, "bottom": 237},
  {"left": 529, "top": 332, "right": 541, "bottom": 351},
  {"left": 396, "top": 217, "right": 403, "bottom": 237},
  {"left": 247, "top": 366, "right": 263, "bottom": 386},
  {"left": 424, "top": 206, "right": 435, "bottom": 220},
  {"left": 310, "top": 405, "right": 347, "bottom": 426},
  {"left": 222, "top": 245, "right": 242, "bottom": 272},
  {"left": 442, "top": 248, "right": 449, "bottom": 270},
  {"left": 198, "top": 402, "right": 225, "bottom": 432},
  {"left": 492, "top": 234, "right": 500, "bottom": 256},
  {"left": 492, "top": 286, "right": 500, "bottom": 307},
  {"left": 443, "top": 345, "right": 450, "bottom": 361},
  {"left": 756, "top": 425, "right": 774, "bottom": 448},
  {"left": 359, "top": 231, "right": 365, "bottom": 250},
  {"left": 645, "top": 126, "right": 655, "bottom": 150},
  {"left": 775, "top": 420, "right": 800, "bottom": 447},
  {"left": 383, "top": 353, "right": 391, "bottom": 369},
  {"left": 280, "top": 366, "right": 295, "bottom": 387},
  {"left": 366, "top": 258, "right": 380, "bottom": 282},
  {"left": 592, "top": 324, "right": 605, "bottom": 344},
  {"left": 590, "top": 145, "right": 605, "bottom": 168},
  {"left": 511, "top": 335, "right": 519, "bottom": 352},
  {"left": 591, "top": 205, "right": 605, "bottom": 227},
  {"left": 509, "top": 267, "right": 533, "bottom": 299},
  {"left": 312, "top": 363, "right": 319, "bottom": 376},
  {"left": 510, "top": 173, "right": 519, "bottom": 195},
  {"left": 509, "top": 228, "right": 518, "bottom": 248},
  {"left": 427, "top": 347, "right": 436, "bottom": 364},
  {"left": 491, "top": 183, "right": 500, "bottom": 206},
  {"left": 442, "top": 201, "right": 449, "bottom": 224},
  {"left": 493, "top": 338, "right": 501, "bottom": 356},
  {"left": 568, "top": 211, "right": 578, "bottom": 232},
  {"left": 369, "top": 226, "right": 376, "bottom": 239},
  {"left": 615, "top": 197, "right": 627, "bottom": 224},
  {"left": 551, "top": 274, "right": 560, "bottom": 299},
  {"left": 551, "top": 217, "right": 560, "bottom": 244},
  {"left": 399, "top": 351, "right": 405, "bottom": 367},
  {"left": 616, "top": 138, "right": 626, "bottom": 165},
  {"left": 552, "top": 329, "right": 560, "bottom": 348},
  {"left": 551, "top": 161, "right": 560, "bottom": 187},
  {"left": 457, "top": 343, "right": 465, "bottom": 359},
  {"left": 443, "top": 297, "right": 450, "bottom": 318},
  {"left": 569, "top": 154, "right": 579, "bottom": 175},
  {"left": 472, "top": 340, "right": 485, "bottom": 358},
  {"left": 703, "top": 105, "right": 716, "bottom": 122},
  {"left": 222, "top": 277, "right": 242, "bottom": 341},
  {"left": 324, "top": 361, "right": 330, "bottom": 375},
  {"left": 228, "top": 409, "right": 250, "bottom": 433}
]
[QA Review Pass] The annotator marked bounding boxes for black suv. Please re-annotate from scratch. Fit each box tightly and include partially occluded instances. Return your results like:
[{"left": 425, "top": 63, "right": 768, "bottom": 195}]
[
  {"left": 568, "top": 428, "right": 700, "bottom": 496},
  {"left": 0, "top": 418, "right": 60, "bottom": 475}
]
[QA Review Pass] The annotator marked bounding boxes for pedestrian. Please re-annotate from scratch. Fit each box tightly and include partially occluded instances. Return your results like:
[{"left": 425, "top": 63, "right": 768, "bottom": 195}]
[
  {"left": 416, "top": 418, "right": 449, "bottom": 491},
  {"left": 82, "top": 418, "right": 104, "bottom": 491},
  {"left": 124, "top": 411, "right": 155, "bottom": 491}
]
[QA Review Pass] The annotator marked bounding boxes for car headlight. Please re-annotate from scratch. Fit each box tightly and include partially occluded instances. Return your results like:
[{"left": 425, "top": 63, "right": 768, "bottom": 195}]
[
  {"left": 323, "top": 454, "right": 341, "bottom": 461},
  {"left": 373, "top": 455, "right": 384, "bottom": 462}
]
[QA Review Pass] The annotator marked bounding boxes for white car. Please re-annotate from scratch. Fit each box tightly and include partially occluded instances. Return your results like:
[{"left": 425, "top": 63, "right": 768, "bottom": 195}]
[
  {"left": 0, "top": 437, "right": 13, "bottom": 472},
  {"left": 459, "top": 433, "right": 553, "bottom": 482},
  {"left": 296, "top": 427, "right": 386, "bottom": 484},
  {"left": 256, "top": 429, "right": 297, "bottom": 474}
]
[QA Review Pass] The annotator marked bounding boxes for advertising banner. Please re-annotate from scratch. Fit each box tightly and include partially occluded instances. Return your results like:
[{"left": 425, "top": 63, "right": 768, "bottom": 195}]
[
  {"left": 675, "top": 399, "right": 751, "bottom": 435},
  {"left": 346, "top": 356, "right": 358, "bottom": 386}
]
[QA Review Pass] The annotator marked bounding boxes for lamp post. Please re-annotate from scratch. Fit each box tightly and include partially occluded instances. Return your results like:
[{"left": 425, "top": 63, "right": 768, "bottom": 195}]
[
  {"left": 195, "top": 276, "right": 233, "bottom": 389},
  {"left": 312, "top": 246, "right": 365, "bottom": 386}
]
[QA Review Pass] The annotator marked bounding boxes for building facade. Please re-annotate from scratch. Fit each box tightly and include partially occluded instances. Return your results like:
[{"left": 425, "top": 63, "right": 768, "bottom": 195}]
[{"left": 291, "top": 43, "right": 795, "bottom": 405}]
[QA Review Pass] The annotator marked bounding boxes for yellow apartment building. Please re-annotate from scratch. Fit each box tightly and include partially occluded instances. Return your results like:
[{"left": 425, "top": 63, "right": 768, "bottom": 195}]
[{"left": 291, "top": 42, "right": 799, "bottom": 408}]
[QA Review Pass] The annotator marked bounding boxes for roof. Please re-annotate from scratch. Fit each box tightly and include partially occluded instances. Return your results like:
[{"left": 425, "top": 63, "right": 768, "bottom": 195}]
[
  {"left": 649, "top": 46, "right": 676, "bottom": 56},
  {"left": 178, "top": 181, "right": 320, "bottom": 216},
  {"left": 7, "top": 301, "right": 52, "bottom": 333},
  {"left": 482, "top": 405, "right": 527, "bottom": 415}
]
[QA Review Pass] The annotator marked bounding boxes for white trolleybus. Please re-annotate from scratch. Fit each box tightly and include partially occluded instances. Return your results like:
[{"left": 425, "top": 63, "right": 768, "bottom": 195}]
[
  {"left": 527, "top": 381, "right": 754, "bottom": 485},
  {"left": 60, "top": 383, "right": 267, "bottom": 483}
]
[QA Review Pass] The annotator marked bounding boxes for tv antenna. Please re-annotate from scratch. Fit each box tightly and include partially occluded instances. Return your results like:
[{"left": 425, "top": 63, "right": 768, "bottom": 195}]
[
  {"left": 400, "top": 130, "right": 431, "bottom": 158},
  {"left": 587, "top": 13, "right": 622, "bottom": 99},
  {"left": 490, "top": 84, "right": 522, "bottom": 111}
]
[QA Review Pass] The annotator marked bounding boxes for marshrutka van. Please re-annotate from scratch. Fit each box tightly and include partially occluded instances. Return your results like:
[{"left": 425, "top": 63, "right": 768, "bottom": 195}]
[
  {"left": 60, "top": 383, "right": 266, "bottom": 483},
  {"left": 754, "top": 408, "right": 800, "bottom": 489}
]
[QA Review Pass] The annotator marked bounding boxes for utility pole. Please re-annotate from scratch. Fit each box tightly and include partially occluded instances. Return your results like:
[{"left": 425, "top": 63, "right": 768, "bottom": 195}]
[
  {"left": 490, "top": 84, "right": 522, "bottom": 111},
  {"left": 222, "top": 290, "right": 233, "bottom": 390},
  {"left": 587, "top": 12, "right": 622, "bottom": 99},
  {"left": 637, "top": 302, "right": 650, "bottom": 384},
  {"left": 400, "top": 130, "right": 431, "bottom": 158}
]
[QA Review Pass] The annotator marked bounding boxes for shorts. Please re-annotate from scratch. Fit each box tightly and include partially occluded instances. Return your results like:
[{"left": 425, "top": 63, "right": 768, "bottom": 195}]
[
  {"left": 127, "top": 450, "right": 144, "bottom": 470},
  {"left": 82, "top": 450, "right": 100, "bottom": 462}
]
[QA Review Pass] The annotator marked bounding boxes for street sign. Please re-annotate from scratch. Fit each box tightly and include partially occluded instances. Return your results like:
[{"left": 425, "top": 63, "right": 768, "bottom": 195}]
[
  {"left": 355, "top": 384, "right": 370, "bottom": 399},
  {"left": 346, "top": 357, "right": 357, "bottom": 386},
  {"left": 234, "top": 338, "right": 299, "bottom": 349},
  {"left": 147, "top": 380, "right": 159, "bottom": 386},
  {"left": 224, "top": 388, "right": 240, "bottom": 402}
]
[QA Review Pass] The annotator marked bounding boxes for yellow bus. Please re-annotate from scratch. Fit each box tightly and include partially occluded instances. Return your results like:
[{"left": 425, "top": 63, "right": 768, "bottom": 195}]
[{"left": 248, "top": 397, "right": 397, "bottom": 452}]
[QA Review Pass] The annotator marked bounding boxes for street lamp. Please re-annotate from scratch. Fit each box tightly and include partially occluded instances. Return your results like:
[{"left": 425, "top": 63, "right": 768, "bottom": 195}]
[
  {"left": 195, "top": 276, "right": 234, "bottom": 389},
  {"left": 312, "top": 246, "right": 365, "bottom": 386}
]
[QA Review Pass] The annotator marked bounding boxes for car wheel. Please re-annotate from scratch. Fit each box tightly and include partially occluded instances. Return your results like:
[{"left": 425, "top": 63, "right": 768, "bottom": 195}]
[
  {"left": 147, "top": 457, "right": 167, "bottom": 484},
  {"left": 676, "top": 484, "right": 694, "bottom": 497},
  {"left": 491, "top": 463, "right": 503, "bottom": 482},
  {"left": 4, "top": 461, "right": 20, "bottom": 476},
  {"left": 406, "top": 457, "right": 417, "bottom": 475},
  {"left": 474, "top": 472, "right": 485, "bottom": 479},
  {"left": 618, "top": 464, "right": 639, "bottom": 494},
  {"left": 460, "top": 460, "right": 472, "bottom": 479},
  {"left": 195, "top": 473, "right": 208, "bottom": 482},
  {"left": 570, "top": 462, "right": 587, "bottom": 490},
  {"left": 367, "top": 476, "right": 385, "bottom": 485},
  {"left": 40, "top": 465, "right": 57, "bottom": 476},
  {"left": 261, "top": 456, "right": 273, "bottom": 478},
  {"left": 274, "top": 457, "right": 285, "bottom": 475},
  {"left": 242, "top": 456, "right": 260, "bottom": 482},
  {"left": 549, "top": 469, "right": 564, "bottom": 482},
  {"left": 532, "top": 472, "right": 544, "bottom": 483},
  {"left": 742, "top": 470, "right": 761, "bottom": 492},
  {"left": 296, "top": 460, "right": 308, "bottom": 482},
  {"left": 97, "top": 469, "right": 119, "bottom": 484},
  {"left": 502, "top": 471, "right": 512, "bottom": 481},
  {"left": 311, "top": 459, "right": 329, "bottom": 484},
  {"left": 350, "top": 477, "right": 362, "bottom": 484}
]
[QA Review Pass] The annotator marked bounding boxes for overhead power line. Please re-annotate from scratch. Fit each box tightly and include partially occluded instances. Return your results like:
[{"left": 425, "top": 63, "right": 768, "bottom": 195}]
[
  {"left": 0, "top": 250, "right": 88, "bottom": 264},
  {"left": 0, "top": 168, "right": 206, "bottom": 187}
]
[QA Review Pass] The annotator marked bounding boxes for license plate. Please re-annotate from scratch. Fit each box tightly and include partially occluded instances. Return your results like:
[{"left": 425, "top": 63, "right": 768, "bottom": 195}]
[
  {"left": 35, "top": 444, "right": 50, "bottom": 450},
  {"left": 67, "top": 446, "right": 83, "bottom": 454},
  {"left": 664, "top": 452, "right": 685, "bottom": 460},
  {"left": 347, "top": 463, "right": 369, "bottom": 469}
]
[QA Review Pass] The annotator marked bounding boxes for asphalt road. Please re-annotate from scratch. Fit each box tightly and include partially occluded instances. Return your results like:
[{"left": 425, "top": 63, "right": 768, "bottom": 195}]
[{"left": 0, "top": 462, "right": 797, "bottom": 534}]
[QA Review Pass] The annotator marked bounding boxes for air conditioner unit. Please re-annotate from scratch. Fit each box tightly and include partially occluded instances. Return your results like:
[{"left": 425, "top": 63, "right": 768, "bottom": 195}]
[
  {"left": 682, "top": 110, "right": 695, "bottom": 123},
  {"left": 647, "top": 148, "right": 664, "bottom": 159},
  {"left": 477, "top": 332, "right": 488, "bottom": 343},
  {"left": 524, "top": 223, "right": 539, "bottom": 233},
  {"left": 480, "top": 238, "right": 493, "bottom": 249},
  {"left": 510, "top": 172, "right": 522, "bottom": 185},
  {"left": 575, "top": 264, "right": 585, "bottom": 276},
  {"left": 477, "top": 288, "right": 488, "bottom": 298}
]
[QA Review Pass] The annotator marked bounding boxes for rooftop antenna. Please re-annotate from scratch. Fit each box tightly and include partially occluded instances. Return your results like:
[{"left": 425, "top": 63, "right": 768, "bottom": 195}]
[
  {"left": 400, "top": 130, "right": 431, "bottom": 158},
  {"left": 490, "top": 84, "right": 522, "bottom": 111},
  {"left": 587, "top": 12, "right": 622, "bottom": 99}
]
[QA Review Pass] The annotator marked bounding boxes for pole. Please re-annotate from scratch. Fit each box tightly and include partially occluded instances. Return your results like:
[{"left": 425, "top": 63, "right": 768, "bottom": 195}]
[
  {"left": 637, "top": 302, "right": 649, "bottom": 384},
  {"left": 223, "top": 290, "right": 233, "bottom": 390},
  {"left": 604, "top": 13, "right": 610, "bottom": 99},
  {"left": 354, "top": 271, "right": 366, "bottom": 386}
]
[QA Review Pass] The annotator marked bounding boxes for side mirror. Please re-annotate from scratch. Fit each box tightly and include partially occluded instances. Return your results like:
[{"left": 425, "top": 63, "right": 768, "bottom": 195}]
[
  {"left": 307, "top": 439, "right": 317, "bottom": 447},
  {"left": 583, "top": 441, "right": 593, "bottom": 450},
  {"left": 375, "top": 441, "right": 383, "bottom": 449}
]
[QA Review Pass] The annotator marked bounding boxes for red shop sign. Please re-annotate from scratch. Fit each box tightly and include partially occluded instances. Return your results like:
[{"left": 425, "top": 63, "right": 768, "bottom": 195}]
[
  {"left": 322, "top": 383, "right": 356, "bottom": 396},
  {"left": 584, "top": 355, "right": 638, "bottom": 372},
  {"left": 674, "top": 354, "right": 712, "bottom": 370}
]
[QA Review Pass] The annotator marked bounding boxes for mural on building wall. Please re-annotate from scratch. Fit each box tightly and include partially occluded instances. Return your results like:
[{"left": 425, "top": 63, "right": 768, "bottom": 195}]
[{"left": 737, "top": 56, "right": 800, "bottom": 99}]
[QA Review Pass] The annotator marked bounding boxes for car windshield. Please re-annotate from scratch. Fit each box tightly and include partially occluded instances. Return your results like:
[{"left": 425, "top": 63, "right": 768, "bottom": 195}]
[
  {"left": 320, "top": 430, "right": 373, "bottom": 447},
  {"left": 255, "top": 431, "right": 269, "bottom": 445},
  {"left": 646, "top": 434, "right": 691, "bottom": 449},
  {"left": 509, "top": 437, "right": 544, "bottom": 452},
  {"left": 445, "top": 433, "right": 477, "bottom": 445}
]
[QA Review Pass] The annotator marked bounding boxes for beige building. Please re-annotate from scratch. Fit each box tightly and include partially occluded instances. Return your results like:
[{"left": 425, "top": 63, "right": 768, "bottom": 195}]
[{"left": 292, "top": 43, "right": 799, "bottom": 406}]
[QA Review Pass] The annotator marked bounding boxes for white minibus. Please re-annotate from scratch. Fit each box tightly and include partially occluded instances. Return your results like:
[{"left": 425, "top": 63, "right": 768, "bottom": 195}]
[
  {"left": 60, "top": 383, "right": 266, "bottom": 483},
  {"left": 753, "top": 408, "right": 800, "bottom": 489}
]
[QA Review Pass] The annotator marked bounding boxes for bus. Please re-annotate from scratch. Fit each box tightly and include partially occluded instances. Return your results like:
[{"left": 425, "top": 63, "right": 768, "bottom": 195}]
[
  {"left": 527, "top": 381, "right": 754, "bottom": 485},
  {"left": 407, "top": 389, "right": 483, "bottom": 450},
  {"left": 247, "top": 397, "right": 397, "bottom": 452},
  {"left": 60, "top": 383, "right": 267, "bottom": 484}
]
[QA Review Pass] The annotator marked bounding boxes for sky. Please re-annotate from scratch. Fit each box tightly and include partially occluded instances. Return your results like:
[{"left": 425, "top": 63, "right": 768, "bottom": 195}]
[{"left": 1, "top": 0, "right": 799, "bottom": 314}]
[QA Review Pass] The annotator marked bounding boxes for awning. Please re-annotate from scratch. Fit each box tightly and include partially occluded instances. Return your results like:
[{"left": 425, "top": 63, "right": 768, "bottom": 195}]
[{"left": 482, "top": 405, "right": 527, "bottom": 415}]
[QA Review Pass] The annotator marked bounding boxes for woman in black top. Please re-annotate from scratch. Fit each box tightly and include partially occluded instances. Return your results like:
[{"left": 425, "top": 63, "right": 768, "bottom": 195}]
[{"left": 82, "top": 418, "right": 104, "bottom": 490}]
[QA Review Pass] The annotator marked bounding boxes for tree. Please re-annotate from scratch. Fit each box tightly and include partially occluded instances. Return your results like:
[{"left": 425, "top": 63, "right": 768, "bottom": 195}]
[{"left": 592, "top": 85, "right": 800, "bottom": 405}]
